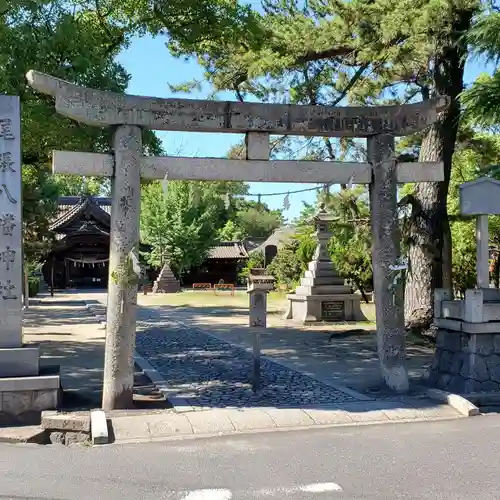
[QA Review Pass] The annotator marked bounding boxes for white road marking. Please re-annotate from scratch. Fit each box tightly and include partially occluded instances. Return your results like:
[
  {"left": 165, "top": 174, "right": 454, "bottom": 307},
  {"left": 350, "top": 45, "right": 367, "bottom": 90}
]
[
  {"left": 255, "top": 481, "right": 343, "bottom": 496},
  {"left": 298, "top": 482, "right": 343, "bottom": 493},
  {"left": 181, "top": 489, "right": 233, "bottom": 500},
  {"left": 180, "top": 482, "right": 343, "bottom": 498}
]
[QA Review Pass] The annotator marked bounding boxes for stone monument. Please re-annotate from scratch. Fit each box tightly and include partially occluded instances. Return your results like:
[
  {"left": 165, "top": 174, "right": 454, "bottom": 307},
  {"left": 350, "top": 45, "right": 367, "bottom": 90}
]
[
  {"left": 285, "top": 204, "right": 365, "bottom": 323},
  {"left": 0, "top": 96, "right": 59, "bottom": 420},
  {"left": 152, "top": 262, "right": 180, "bottom": 293},
  {"left": 430, "top": 177, "right": 500, "bottom": 392}
]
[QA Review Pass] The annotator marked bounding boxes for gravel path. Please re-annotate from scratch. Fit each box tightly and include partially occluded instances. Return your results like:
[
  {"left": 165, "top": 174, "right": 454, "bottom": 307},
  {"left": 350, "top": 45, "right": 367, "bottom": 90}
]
[{"left": 135, "top": 308, "right": 360, "bottom": 409}]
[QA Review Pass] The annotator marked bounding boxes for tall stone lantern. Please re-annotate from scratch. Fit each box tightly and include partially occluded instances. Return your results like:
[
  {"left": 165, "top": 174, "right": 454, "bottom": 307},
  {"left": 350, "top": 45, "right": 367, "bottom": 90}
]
[{"left": 285, "top": 204, "right": 365, "bottom": 323}]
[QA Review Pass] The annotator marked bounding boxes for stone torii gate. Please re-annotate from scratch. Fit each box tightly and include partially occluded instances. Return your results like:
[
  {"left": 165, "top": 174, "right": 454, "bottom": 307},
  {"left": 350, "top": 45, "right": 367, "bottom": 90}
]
[{"left": 27, "top": 70, "right": 445, "bottom": 408}]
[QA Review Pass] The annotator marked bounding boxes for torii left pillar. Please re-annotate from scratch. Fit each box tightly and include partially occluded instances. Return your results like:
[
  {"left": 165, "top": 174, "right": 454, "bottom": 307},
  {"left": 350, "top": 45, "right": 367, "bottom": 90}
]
[
  {"left": 27, "top": 73, "right": 143, "bottom": 409},
  {"left": 103, "top": 125, "right": 142, "bottom": 409}
]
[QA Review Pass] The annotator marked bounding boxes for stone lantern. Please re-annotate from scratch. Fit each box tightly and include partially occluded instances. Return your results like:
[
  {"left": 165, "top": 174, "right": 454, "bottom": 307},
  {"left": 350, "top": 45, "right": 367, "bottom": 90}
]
[
  {"left": 285, "top": 203, "right": 365, "bottom": 323},
  {"left": 247, "top": 268, "right": 275, "bottom": 328},
  {"left": 247, "top": 268, "right": 275, "bottom": 392}
]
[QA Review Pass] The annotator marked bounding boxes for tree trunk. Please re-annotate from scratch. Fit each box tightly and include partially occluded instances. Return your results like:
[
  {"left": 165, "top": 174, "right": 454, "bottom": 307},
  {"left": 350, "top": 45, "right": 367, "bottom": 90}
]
[{"left": 404, "top": 8, "right": 474, "bottom": 335}]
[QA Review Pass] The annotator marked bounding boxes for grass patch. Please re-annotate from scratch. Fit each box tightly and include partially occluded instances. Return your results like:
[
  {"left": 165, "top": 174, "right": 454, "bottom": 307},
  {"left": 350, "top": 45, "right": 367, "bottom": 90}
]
[
  {"left": 139, "top": 289, "right": 377, "bottom": 323},
  {"left": 139, "top": 289, "right": 288, "bottom": 312}
]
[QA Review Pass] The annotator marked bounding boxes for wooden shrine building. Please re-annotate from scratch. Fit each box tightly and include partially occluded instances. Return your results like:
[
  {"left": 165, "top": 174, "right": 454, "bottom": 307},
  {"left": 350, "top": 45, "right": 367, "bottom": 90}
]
[
  {"left": 44, "top": 196, "right": 250, "bottom": 289},
  {"left": 43, "top": 196, "right": 112, "bottom": 289},
  {"left": 181, "top": 242, "right": 249, "bottom": 286}
]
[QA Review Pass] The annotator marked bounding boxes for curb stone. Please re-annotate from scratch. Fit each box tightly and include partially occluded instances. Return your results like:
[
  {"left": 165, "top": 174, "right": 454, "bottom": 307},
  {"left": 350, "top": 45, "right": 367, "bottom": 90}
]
[
  {"left": 133, "top": 352, "right": 195, "bottom": 412},
  {"left": 0, "top": 425, "right": 48, "bottom": 444},
  {"left": 427, "top": 388, "right": 480, "bottom": 417},
  {"left": 90, "top": 410, "right": 109, "bottom": 445},
  {"left": 108, "top": 409, "right": 465, "bottom": 445}
]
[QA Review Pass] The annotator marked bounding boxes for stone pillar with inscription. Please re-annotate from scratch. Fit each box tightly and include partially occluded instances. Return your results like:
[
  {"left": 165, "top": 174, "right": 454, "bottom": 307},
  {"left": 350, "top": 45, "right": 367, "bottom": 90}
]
[
  {"left": 102, "top": 125, "right": 142, "bottom": 410},
  {"left": 0, "top": 96, "right": 59, "bottom": 421},
  {"left": 285, "top": 204, "right": 366, "bottom": 324},
  {"left": 368, "top": 134, "right": 408, "bottom": 393}
]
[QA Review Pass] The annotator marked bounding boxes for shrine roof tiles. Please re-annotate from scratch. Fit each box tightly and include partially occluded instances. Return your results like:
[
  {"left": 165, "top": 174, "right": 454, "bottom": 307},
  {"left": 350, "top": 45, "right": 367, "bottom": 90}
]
[
  {"left": 208, "top": 242, "right": 249, "bottom": 260},
  {"left": 249, "top": 226, "right": 296, "bottom": 254},
  {"left": 50, "top": 196, "right": 111, "bottom": 232}
]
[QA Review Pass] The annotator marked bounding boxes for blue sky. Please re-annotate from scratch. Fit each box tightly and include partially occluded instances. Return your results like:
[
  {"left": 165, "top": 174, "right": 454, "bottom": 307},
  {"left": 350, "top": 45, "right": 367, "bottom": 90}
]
[{"left": 117, "top": 34, "right": 490, "bottom": 221}]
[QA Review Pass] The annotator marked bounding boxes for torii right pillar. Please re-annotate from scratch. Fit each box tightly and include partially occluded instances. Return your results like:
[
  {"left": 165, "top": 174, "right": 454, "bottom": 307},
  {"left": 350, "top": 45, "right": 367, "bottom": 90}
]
[{"left": 368, "top": 133, "right": 407, "bottom": 392}]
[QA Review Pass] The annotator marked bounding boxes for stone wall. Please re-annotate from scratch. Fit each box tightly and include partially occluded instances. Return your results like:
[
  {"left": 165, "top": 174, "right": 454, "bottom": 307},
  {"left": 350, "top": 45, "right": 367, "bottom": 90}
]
[
  {"left": 429, "top": 328, "right": 500, "bottom": 393},
  {"left": 0, "top": 388, "right": 59, "bottom": 425}
]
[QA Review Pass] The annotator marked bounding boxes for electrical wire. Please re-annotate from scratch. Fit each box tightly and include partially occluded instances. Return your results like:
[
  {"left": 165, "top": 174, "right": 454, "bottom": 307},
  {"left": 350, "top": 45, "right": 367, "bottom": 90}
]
[{"left": 245, "top": 183, "right": 329, "bottom": 198}]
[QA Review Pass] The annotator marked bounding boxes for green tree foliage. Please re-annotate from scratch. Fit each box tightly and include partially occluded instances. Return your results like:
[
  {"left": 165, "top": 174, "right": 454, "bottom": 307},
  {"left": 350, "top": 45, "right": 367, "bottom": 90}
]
[
  {"left": 140, "top": 180, "right": 246, "bottom": 275},
  {"left": 163, "top": 0, "right": 483, "bottom": 331},
  {"left": 238, "top": 250, "right": 265, "bottom": 280},
  {"left": 54, "top": 176, "right": 111, "bottom": 197},
  {"left": 267, "top": 240, "right": 304, "bottom": 290},
  {"left": 22, "top": 165, "right": 59, "bottom": 259},
  {"left": 217, "top": 197, "right": 283, "bottom": 240},
  {"left": 0, "top": 0, "right": 163, "bottom": 259},
  {"left": 325, "top": 188, "right": 373, "bottom": 298},
  {"left": 96, "top": 0, "right": 261, "bottom": 54},
  {"left": 140, "top": 176, "right": 284, "bottom": 275},
  {"left": 461, "top": 10, "right": 500, "bottom": 126},
  {"left": 231, "top": 203, "right": 283, "bottom": 239},
  {"left": 217, "top": 219, "right": 247, "bottom": 241}
]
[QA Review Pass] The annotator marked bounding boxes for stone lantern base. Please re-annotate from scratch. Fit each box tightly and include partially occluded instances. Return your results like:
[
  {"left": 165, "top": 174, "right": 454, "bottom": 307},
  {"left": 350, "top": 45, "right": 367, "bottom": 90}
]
[
  {"left": 428, "top": 288, "right": 500, "bottom": 392},
  {"left": 429, "top": 326, "right": 500, "bottom": 393},
  {"left": 285, "top": 261, "right": 366, "bottom": 324},
  {"left": 285, "top": 292, "right": 366, "bottom": 323}
]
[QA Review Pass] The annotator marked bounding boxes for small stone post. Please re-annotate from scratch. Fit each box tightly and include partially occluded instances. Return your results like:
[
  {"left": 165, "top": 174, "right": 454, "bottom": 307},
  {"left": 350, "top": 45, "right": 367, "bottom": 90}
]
[
  {"left": 476, "top": 214, "right": 489, "bottom": 288},
  {"left": 247, "top": 268, "right": 275, "bottom": 392},
  {"left": 102, "top": 125, "right": 142, "bottom": 410},
  {"left": 368, "top": 133, "right": 409, "bottom": 393}
]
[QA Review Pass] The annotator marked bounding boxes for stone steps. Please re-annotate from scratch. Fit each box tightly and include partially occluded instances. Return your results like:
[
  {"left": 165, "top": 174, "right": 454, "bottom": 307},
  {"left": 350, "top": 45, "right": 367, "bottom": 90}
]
[{"left": 295, "top": 285, "right": 353, "bottom": 296}]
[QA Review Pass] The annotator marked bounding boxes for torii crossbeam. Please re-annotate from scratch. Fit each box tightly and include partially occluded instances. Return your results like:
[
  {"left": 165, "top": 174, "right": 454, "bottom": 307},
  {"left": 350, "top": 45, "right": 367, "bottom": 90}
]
[{"left": 27, "top": 70, "right": 445, "bottom": 406}]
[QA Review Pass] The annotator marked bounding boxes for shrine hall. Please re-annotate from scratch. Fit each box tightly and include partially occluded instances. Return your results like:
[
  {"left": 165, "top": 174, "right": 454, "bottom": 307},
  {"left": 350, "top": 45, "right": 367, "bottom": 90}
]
[{"left": 43, "top": 196, "right": 250, "bottom": 289}]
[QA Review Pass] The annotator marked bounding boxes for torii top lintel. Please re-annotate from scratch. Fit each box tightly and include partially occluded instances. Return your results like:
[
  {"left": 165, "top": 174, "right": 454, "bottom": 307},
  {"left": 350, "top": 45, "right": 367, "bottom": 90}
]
[{"left": 26, "top": 70, "right": 446, "bottom": 138}]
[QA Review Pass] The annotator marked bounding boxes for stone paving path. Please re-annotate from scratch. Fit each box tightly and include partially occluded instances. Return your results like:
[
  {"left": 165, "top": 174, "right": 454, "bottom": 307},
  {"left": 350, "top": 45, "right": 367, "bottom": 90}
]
[
  {"left": 136, "top": 312, "right": 361, "bottom": 410},
  {"left": 136, "top": 296, "right": 434, "bottom": 395}
]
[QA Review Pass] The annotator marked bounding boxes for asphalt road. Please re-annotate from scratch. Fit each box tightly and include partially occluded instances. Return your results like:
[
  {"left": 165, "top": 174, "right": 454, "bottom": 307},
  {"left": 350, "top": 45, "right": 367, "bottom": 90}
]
[{"left": 1, "top": 416, "right": 500, "bottom": 499}]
